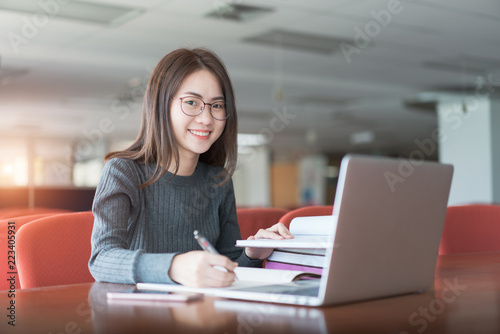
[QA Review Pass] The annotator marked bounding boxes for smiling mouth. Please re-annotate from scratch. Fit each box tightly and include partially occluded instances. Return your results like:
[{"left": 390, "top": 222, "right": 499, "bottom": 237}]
[{"left": 189, "top": 129, "right": 211, "bottom": 137}]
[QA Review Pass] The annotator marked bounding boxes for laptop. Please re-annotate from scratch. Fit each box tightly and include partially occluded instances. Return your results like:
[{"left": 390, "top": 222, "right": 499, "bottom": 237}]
[{"left": 138, "top": 154, "right": 454, "bottom": 306}]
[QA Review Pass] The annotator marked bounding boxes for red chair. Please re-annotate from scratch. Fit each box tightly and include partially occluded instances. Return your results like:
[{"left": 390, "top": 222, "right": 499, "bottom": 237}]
[
  {"left": 16, "top": 211, "right": 95, "bottom": 289},
  {"left": 278, "top": 205, "right": 333, "bottom": 229},
  {"left": 0, "top": 213, "right": 66, "bottom": 291},
  {"left": 439, "top": 204, "right": 500, "bottom": 255},
  {"left": 237, "top": 207, "right": 289, "bottom": 239},
  {"left": 0, "top": 206, "right": 72, "bottom": 219}
]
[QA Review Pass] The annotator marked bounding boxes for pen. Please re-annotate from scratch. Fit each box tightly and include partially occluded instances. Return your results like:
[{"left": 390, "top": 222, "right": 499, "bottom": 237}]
[
  {"left": 193, "top": 230, "right": 220, "bottom": 254},
  {"left": 193, "top": 230, "right": 233, "bottom": 275}
]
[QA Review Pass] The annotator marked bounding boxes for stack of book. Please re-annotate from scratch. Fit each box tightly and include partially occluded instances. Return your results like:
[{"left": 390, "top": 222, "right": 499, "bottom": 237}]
[
  {"left": 236, "top": 215, "right": 336, "bottom": 276},
  {"left": 265, "top": 248, "right": 325, "bottom": 274}
]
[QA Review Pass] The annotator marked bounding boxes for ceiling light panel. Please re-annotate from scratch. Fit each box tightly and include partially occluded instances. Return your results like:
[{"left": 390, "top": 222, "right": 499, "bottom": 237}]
[
  {"left": 0, "top": 0, "right": 143, "bottom": 25},
  {"left": 206, "top": 3, "right": 273, "bottom": 22},
  {"left": 244, "top": 29, "right": 350, "bottom": 55},
  {"left": 422, "top": 55, "right": 500, "bottom": 75}
]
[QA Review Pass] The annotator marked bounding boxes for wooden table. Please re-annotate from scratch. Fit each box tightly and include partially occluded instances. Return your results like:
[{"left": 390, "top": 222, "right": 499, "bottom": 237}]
[{"left": 2, "top": 252, "right": 500, "bottom": 334}]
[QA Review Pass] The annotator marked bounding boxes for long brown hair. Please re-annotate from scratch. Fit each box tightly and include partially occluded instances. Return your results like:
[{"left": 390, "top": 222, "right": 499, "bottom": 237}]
[{"left": 105, "top": 48, "right": 238, "bottom": 187}]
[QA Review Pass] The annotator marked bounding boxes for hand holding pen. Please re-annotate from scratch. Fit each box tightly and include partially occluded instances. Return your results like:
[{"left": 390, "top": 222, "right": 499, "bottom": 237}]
[
  {"left": 169, "top": 231, "right": 238, "bottom": 287},
  {"left": 194, "top": 230, "right": 235, "bottom": 274}
]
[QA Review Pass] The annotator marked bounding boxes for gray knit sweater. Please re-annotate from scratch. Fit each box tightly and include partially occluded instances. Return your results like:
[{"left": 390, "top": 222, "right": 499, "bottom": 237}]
[{"left": 89, "top": 158, "right": 262, "bottom": 284}]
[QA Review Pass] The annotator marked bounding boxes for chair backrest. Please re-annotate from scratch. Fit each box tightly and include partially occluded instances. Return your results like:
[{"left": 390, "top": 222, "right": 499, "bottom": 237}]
[
  {"left": 16, "top": 211, "right": 95, "bottom": 289},
  {"left": 278, "top": 205, "right": 333, "bottom": 228},
  {"left": 237, "top": 207, "right": 289, "bottom": 239},
  {"left": 0, "top": 206, "right": 72, "bottom": 219},
  {"left": 0, "top": 213, "right": 65, "bottom": 290},
  {"left": 439, "top": 204, "right": 500, "bottom": 255}
]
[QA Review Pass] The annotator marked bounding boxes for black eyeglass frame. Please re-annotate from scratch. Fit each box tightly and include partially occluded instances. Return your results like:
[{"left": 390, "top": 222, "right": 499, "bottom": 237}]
[{"left": 174, "top": 96, "right": 229, "bottom": 121}]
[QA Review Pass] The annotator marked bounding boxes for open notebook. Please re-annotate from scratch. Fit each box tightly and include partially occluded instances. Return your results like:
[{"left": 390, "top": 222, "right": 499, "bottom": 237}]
[{"left": 138, "top": 154, "right": 453, "bottom": 306}]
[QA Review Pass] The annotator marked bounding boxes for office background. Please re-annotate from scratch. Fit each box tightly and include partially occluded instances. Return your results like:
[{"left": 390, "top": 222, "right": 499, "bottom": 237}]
[{"left": 0, "top": 0, "right": 499, "bottom": 210}]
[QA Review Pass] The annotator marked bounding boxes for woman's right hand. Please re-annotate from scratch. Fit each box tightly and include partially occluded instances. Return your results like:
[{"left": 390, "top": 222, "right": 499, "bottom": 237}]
[{"left": 169, "top": 251, "right": 238, "bottom": 287}]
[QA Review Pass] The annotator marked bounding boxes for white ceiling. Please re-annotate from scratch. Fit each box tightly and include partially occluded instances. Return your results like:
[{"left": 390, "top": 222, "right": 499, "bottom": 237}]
[{"left": 0, "top": 0, "right": 499, "bottom": 157}]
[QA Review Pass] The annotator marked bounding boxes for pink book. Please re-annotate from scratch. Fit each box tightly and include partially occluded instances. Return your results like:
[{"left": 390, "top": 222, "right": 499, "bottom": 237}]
[{"left": 264, "top": 260, "right": 323, "bottom": 275}]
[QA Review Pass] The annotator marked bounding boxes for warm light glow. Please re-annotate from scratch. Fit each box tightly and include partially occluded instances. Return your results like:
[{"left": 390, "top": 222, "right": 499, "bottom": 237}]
[
  {"left": 0, "top": 156, "right": 28, "bottom": 186},
  {"left": 2, "top": 164, "right": 13, "bottom": 175},
  {"left": 34, "top": 157, "right": 44, "bottom": 186},
  {"left": 13, "top": 156, "right": 28, "bottom": 186}
]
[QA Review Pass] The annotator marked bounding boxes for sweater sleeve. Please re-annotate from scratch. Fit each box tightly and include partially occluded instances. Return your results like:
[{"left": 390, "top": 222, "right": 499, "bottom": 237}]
[
  {"left": 89, "top": 159, "right": 176, "bottom": 284},
  {"left": 216, "top": 179, "right": 264, "bottom": 268}
]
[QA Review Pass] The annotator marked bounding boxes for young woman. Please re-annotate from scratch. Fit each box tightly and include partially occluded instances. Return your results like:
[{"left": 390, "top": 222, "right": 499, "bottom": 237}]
[{"left": 89, "top": 48, "right": 292, "bottom": 288}]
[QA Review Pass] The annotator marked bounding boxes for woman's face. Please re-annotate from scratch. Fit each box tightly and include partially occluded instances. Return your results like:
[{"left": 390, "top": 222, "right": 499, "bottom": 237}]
[{"left": 170, "top": 69, "right": 226, "bottom": 163}]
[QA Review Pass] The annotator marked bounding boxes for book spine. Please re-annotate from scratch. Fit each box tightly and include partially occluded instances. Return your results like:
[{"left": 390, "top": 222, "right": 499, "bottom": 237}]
[
  {"left": 277, "top": 248, "right": 327, "bottom": 256},
  {"left": 268, "top": 251, "right": 325, "bottom": 267},
  {"left": 264, "top": 261, "right": 323, "bottom": 275}
]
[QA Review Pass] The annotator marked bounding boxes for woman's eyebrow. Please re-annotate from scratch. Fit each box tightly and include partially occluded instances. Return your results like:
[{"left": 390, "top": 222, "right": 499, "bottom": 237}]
[{"left": 182, "top": 91, "right": 225, "bottom": 101}]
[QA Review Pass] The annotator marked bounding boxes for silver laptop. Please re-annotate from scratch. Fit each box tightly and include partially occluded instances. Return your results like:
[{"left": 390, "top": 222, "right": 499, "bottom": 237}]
[{"left": 139, "top": 154, "right": 454, "bottom": 306}]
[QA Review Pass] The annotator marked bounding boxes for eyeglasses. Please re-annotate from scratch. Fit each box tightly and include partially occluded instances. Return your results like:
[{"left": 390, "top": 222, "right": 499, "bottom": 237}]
[{"left": 175, "top": 96, "right": 228, "bottom": 121}]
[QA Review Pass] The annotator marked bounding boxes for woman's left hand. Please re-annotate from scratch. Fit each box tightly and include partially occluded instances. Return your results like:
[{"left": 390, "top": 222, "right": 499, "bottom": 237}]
[{"left": 244, "top": 223, "right": 294, "bottom": 260}]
